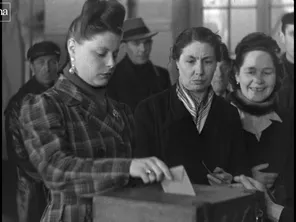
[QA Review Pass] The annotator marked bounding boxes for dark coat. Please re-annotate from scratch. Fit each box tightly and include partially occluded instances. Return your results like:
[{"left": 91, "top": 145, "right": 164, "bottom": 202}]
[
  {"left": 4, "top": 76, "right": 51, "bottom": 222},
  {"left": 134, "top": 85, "right": 250, "bottom": 185},
  {"left": 107, "top": 55, "right": 171, "bottom": 112},
  {"left": 239, "top": 107, "right": 293, "bottom": 174},
  {"left": 277, "top": 54, "right": 294, "bottom": 110},
  {"left": 18, "top": 74, "right": 134, "bottom": 222}
]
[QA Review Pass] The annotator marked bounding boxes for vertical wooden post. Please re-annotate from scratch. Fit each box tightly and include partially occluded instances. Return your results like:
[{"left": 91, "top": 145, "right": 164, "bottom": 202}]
[
  {"left": 170, "top": 0, "right": 191, "bottom": 84},
  {"left": 257, "top": 0, "right": 271, "bottom": 34},
  {"left": 127, "top": 0, "right": 137, "bottom": 18}
]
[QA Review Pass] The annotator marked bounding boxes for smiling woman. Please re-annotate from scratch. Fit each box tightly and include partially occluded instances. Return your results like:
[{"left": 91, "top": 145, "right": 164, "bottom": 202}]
[{"left": 227, "top": 32, "right": 294, "bottom": 207}]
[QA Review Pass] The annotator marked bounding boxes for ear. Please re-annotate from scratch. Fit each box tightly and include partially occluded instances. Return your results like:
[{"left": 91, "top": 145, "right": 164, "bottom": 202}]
[
  {"left": 29, "top": 63, "right": 35, "bottom": 75},
  {"left": 235, "top": 71, "right": 240, "bottom": 84},
  {"left": 175, "top": 60, "right": 180, "bottom": 71},
  {"left": 67, "top": 38, "right": 76, "bottom": 59},
  {"left": 279, "top": 31, "right": 285, "bottom": 44}
]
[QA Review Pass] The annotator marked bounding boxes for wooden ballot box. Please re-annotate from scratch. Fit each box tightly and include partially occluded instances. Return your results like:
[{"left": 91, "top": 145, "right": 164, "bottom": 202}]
[{"left": 93, "top": 184, "right": 265, "bottom": 222}]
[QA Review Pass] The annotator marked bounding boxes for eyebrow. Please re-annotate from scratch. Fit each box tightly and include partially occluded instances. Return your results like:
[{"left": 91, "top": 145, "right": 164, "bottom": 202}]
[
  {"left": 186, "top": 55, "right": 214, "bottom": 60},
  {"left": 243, "top": 67, "right": 274, "bottom": 70}
]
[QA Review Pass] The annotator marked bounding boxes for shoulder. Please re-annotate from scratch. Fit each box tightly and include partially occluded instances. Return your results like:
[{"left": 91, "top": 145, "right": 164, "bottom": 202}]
[
  {"left": 135, "top": 87, "right": 172, "bottom": 121},
  {"left": 154, "top": 65, "right": 170, "bottom": 76},
  {"left": 110, "top": 98, "right": 133, "bottom": 116},
  {"left": 213, "top": 94, "right": 239, "bottom": 115},
  {"left": 19, "top": 88, "right": 64, "bottom": 124},
  {"left": 5, "top": 79, "right": 36, "bottom": 114}
]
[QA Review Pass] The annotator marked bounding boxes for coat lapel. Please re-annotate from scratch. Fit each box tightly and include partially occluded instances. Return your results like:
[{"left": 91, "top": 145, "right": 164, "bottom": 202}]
[{"left": 55, "top": 76, "right": 126, "bottom": 142}]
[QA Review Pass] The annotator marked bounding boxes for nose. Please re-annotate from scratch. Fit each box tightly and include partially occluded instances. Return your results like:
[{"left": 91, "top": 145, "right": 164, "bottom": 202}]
[
  {"left": 138, "top": 43, "right": 145, "bottom": 52},
  {"left": 106, "top": 54, "right": 115, "bottom": 69},
  {"left": 43, "top": 63, "right": 50, "bottom": 72},
  {"left": 253, "top": 73, "right": 264, "bottom": 84},
  {"left": 194, "top": 60, "right": 203, "bottom": 75}
]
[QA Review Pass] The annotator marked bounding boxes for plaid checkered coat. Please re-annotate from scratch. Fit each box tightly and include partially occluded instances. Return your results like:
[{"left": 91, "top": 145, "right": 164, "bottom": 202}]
[{"left": 19, "top": 75, "right": 134, "bottom": 222}]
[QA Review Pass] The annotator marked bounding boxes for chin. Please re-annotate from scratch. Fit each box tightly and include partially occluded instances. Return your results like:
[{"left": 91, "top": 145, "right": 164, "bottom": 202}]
[{"left": 92, "top": 79, "right": 109, "bottom": 87}]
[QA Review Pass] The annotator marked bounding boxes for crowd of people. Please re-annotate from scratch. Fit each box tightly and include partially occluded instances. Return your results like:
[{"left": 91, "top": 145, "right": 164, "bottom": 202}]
[{"left": 3, "top": 0, "right": 294, "bottom": 222}]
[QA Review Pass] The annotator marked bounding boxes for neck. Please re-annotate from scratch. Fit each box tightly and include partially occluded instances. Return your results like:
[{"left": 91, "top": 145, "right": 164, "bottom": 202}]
[
  {"left": 285, "top": 53, "right": 294, "bottom": 64},
  {"left": 215, "top": 90, "right": 226, "bottom": 97},
  {"left": 189, "top": 90, "right": 207, "bottom": 104}
]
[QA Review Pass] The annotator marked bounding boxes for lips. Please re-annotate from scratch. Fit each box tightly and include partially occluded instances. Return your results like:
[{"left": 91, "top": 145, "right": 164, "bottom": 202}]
[{"left": 249, "top": 87, "right": 265, "bottom": 92}]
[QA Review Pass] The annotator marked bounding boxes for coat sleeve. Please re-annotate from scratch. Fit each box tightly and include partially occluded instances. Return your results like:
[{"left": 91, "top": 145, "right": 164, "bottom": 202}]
[
  {"left": 19, "top": 94, "right": 132, "bottom": 196},
  {"left": 227, "top": 107, "right": 251, "bottom": 177}
]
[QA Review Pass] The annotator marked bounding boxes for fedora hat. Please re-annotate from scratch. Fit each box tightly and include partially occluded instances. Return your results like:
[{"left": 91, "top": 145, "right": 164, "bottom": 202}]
[{"left": 122, "top": 17, "right": 158, "bottom": 41}]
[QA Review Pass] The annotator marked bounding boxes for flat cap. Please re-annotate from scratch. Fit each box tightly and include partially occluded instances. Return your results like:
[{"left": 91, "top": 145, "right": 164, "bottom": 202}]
[{"left": 27, "top": 41, "right": 61, "bottom": 62}]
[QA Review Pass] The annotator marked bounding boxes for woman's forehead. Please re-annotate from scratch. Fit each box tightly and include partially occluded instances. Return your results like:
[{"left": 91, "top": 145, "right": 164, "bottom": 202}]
[
  {"left": 242, "top": 50, "right": 274, "bottom": 67},
  {"left": 181, "top": 41, "right": 215, "bottom": 57},
  {"left": 82, "top": 32, "right": 121, "bottom": 51}
]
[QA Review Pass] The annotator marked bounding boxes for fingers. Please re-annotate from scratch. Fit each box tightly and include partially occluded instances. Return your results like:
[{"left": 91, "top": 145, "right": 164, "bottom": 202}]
[
  {"left": 129, "top": 157, "right": 172, "bottom": 184},
  {"left": 145, "top": 159, "right": 163, "bottom": 182},
  {"left": 139, "top": 168, "right": 150, "bottom": 184},
  {"left": 233, "top": 175, "right": 256, "bottom": 190},
  {"left": 213, "top": 167, "right": 224, "bottom": 173},
  {"left": 234, "top": 175, "right": 266, "bottom": 192},
  {"left": 252, "top": 163, "right": 269, "bottom": 171},
  {"left": 152, "top": 157, "right": 173, "bottom": 180},
  {"left": 207, "top": 174, "right": 223, "bottom": 185}
]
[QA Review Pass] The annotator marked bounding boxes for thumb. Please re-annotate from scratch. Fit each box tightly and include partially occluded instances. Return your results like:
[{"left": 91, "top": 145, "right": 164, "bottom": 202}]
[{"left": 252, "top": 163, "right": 269, "bottom": 172}]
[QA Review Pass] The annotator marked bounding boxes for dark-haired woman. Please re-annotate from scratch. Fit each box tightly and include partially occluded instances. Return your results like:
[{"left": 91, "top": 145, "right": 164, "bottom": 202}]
[
  {"left": 18, "top": 1, "right": 172, "bottom": 221},
  {"left": 134, "top": 27, "right": 250, "bottom": 186},
  {"left": 227, "top": 32, "right": 293, "bottom": 206}
]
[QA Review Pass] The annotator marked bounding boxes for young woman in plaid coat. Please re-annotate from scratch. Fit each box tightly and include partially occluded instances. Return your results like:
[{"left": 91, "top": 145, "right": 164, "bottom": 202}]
[{"left": 18, "top": 1, "right": 172, "bottom": 221}]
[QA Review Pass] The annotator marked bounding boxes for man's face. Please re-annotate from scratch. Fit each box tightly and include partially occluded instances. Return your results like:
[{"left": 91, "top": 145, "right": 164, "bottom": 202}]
[
  {"left": 31, "top": 55, "right": 59, "bottom": 86},
  {"left": 282, "top": 24, "right": 294, "bottom": 62},
  {"left": 125, "top": 38, "right": 153, "bottom": 65}
]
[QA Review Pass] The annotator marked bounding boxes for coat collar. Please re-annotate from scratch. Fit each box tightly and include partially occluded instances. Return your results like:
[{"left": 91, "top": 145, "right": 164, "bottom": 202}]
[
  {"left": 166, "top": 84, "right": 219, "bottom": 134},
  {"left": 53, "top": 75, "right": 126, "bottom": 137}
]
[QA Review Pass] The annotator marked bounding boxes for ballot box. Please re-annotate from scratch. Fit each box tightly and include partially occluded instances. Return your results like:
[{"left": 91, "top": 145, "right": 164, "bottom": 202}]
[{"left": 93, "top": 184, "right": 265, "bottom": 222}]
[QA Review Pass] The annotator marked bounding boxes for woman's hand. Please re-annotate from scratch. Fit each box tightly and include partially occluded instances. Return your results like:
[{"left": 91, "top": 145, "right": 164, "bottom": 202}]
[
  {"left": 129, "top": 157, "right": 173, "bottom": 184},
  {"left": 252, "top": 163, "right": 278, "bottom": 189},
  {"left": 207, "top": 167, "right": 233, "bottom": 185},
  {"left": 231, "top": 175, "right": 284, "bottom": 222}
]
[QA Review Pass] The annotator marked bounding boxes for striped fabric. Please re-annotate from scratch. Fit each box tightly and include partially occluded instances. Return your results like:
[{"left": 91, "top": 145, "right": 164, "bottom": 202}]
[
  {"left": 18, "top": 75, "right": 135, "bottom": 222},
  {"left": 176, "top": 81, "right": 214, "bottom": 133}
]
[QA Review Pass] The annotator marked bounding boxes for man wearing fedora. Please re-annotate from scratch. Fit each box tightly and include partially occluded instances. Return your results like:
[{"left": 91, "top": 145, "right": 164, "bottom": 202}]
[
  {"left": 4, "top": 41, "right": 60, "bottom": 222},
  {"left": 108, "top": 17, "right": 171, "bottom": 112}
]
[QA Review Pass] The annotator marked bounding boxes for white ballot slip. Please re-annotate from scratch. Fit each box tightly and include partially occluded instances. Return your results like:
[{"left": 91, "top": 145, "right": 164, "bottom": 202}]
[{"left": 161, "top": 165, "right": 196, "bottom": 196}]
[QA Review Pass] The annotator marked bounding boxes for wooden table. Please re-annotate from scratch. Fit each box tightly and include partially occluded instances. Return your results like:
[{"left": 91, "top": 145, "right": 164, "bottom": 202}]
[{"left": 93, "top": 184, "right": 264, "bottom": 222}]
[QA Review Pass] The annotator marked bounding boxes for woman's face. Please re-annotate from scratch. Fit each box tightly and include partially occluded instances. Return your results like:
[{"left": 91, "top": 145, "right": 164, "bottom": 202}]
[
  {"left": 176, "top": 41, "right": 217, "bottom": 92},
  {"left": 68, "top": 31, "right": 121, "bottom": 87},
  {"left": 235, "top": 50, "right": 276, "bottom": 103}
]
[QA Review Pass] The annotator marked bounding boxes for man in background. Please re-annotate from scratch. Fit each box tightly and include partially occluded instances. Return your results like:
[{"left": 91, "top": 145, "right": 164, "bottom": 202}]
[
  {"left": 4, "top": 41, "right": 60, "bottom": 222},
  {"left": 278, "top": 12, "right": 294, "bottom": 110},
  {"left": 108, "top": 17, "right": 171, "bottom": 112},
  {"left": 211, "top": 43, "right": 233, "bottom": 98}
]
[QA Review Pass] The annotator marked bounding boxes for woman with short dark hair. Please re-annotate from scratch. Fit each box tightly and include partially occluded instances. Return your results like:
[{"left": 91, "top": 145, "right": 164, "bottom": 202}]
[{"left": 134, "top": 27, "right": 250, "bottom": 186}]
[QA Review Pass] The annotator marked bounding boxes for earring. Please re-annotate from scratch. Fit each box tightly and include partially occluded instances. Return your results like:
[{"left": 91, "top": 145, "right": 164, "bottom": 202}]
[{"left": 69, "top": 57, "right": 75, "bottom": 74}]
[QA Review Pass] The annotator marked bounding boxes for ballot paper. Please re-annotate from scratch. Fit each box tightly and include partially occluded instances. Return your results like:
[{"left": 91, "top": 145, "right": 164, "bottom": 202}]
[{"left": 161, "top": 165, "right": 196, "bottom": 196}]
